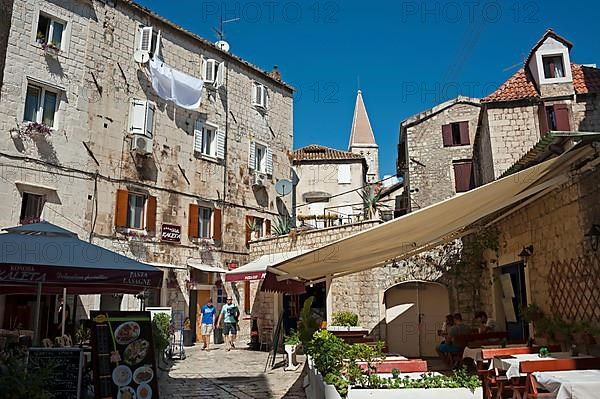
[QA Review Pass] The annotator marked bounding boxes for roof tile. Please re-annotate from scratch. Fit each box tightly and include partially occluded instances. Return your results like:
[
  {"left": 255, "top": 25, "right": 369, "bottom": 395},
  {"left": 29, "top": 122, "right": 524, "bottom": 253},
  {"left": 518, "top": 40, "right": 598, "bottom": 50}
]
[{"left": 292, "top": 145, "right": 365, "bottom": 162}]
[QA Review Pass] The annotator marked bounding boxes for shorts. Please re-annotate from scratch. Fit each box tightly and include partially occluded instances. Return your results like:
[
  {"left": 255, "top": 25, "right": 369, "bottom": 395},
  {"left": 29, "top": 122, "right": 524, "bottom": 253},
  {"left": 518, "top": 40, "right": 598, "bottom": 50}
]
[
  {"left": 201, "top": 323, "right": 213, "bottom": 336},
  {"left": 438, "top": 342, "right": 463, "bottom": 353},
  {"left": 223, "top": 322, "right": 237, "bottom": 336}
]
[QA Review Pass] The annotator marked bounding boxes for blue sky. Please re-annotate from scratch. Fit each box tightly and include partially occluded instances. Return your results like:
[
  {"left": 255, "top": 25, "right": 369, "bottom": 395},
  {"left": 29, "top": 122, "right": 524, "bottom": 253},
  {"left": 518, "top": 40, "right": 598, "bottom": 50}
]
[{"left": 136, "top": 0, "right": 600, "bottom": 177}]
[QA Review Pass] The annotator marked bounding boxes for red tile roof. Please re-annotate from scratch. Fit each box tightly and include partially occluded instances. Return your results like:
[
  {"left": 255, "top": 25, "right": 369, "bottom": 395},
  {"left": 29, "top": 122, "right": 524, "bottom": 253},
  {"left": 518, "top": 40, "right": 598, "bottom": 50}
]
[
  {"left": 292, "top": 145, "right": 365, "bottom": 162},
  {"left": 483, "top": 64, "right": 600, "bottom": 103}
]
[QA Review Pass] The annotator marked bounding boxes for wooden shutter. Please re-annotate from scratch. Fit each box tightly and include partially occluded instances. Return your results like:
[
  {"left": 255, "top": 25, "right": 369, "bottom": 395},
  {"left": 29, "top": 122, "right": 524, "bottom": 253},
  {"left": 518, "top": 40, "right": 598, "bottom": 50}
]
[
  {"left": 215, "top": 62, "right": 225, "bottom": 89},
  {"left": 244, "top": 281, "right": 250, "bottom": 313},
  {"left": 453, "top": 161, "right": 473, "bottom": 193},
  {"left": 553, "top": 104, "right": 571, "bottom": 131},
  {"left": 146, "top": 195, "right": 157, "bottom": 232},
  {"left": 216, "top": 129, "right": 225, "bottom": 159},
  {"left": 265, "top": 219, "right": 271, "bottom": 236},
  {"left": 188, "top": 204, "right": 199, "bottom": 238},
  {"left": 193, "top": 120, "right": 203, "bottom": 153},
  {"left": 538, "top": 104, "right": 549, "bottom": 136},
  {"left": 129, "top": 99, "right": 146, "bottom": 135},
  {"left": 115, "top": 189, "right": 129, "bottom": 228},
  {"left": 145, "top": 102, "right": 155, "bottom": 138},
  {"left": 245, "top": 215, "right": 253, "bottom": 245},
  {"left": 441, "top": 124, "right": 452, "bottom": 147},
  {"left": 212, "top": 208, "right": 222, "bottom": 241},
  {"left": 139, "top": 26, "right": 153, "bottom": 52},
  {"left": 266, "top": 146, "right": 273, "bottom": 175},
  {"left": 248, "top": 141, "right": 256, "bottom": 169},
  {"left": 459, "top": 121, "right": 470, "bottom": 145}
]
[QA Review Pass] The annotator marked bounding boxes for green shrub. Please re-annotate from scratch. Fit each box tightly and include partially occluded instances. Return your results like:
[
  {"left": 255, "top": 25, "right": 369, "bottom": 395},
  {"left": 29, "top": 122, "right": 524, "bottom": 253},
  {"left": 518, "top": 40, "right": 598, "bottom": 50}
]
[
  {"left": 284, "top": 329, "right": 301, "bottom": 346},
  {"left": 152, "top": 313, "right": 171, "bottom": 357},
  {"left": 0, "top": 350, "right": 52, "bottom": 399},
  {"left": 307, "top": 330, "right": 348, "bottom": 378},
  {"left": 297, "top": 296, "right": 320, "bottom": 345},
  {"left": 332, "top": 311, "right": 359, "bottom": 327}
]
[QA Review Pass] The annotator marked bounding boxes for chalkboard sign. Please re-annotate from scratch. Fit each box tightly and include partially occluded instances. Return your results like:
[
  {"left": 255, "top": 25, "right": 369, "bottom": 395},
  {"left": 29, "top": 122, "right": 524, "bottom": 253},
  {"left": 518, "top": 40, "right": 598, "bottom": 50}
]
[
  {"left": 28, "top": 347, "right": 83, "bottom": 399},
  {"left": 91, "top": 311, "right": 159, "bottom": 399}
]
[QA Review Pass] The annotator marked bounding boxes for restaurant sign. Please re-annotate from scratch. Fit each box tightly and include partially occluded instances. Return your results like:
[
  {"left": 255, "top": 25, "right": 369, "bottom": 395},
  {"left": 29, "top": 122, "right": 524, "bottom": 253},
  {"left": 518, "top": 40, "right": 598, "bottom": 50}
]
[{"left": 161, "top": 224, "right": 181, "bottom": 243}]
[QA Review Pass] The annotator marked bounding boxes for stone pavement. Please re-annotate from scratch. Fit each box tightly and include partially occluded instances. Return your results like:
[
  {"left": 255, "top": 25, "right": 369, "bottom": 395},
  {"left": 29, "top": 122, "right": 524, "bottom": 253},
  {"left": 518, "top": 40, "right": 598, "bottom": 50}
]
[{"left": 158, "top": 343, "right": 307, "bottom": 399}]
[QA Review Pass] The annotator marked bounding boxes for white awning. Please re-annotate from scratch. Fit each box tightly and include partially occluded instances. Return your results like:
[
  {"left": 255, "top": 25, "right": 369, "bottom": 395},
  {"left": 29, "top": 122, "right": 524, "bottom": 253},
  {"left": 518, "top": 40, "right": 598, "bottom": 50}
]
[
  {"left": 225, "top": 251, "right": 308, "bottom": 282},
  {"left": 187, "top": 259, "right": 226, "bottom": 273},
  {"left": 271, "top": 145, "right": 594, "bottom": 283}
]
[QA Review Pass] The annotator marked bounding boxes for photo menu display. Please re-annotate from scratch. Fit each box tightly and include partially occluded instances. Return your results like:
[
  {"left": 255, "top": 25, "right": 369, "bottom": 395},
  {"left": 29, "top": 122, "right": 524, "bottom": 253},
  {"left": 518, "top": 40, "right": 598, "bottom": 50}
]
[{"left": 91, "top": 311, "right": 160, "bottom": 399}]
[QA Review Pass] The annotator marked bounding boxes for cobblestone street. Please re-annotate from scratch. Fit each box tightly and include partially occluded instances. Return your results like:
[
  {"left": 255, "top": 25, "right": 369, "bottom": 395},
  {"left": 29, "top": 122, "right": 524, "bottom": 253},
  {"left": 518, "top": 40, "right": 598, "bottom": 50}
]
[{"left": 158, "top": 344, "right": 306, "bottom": 399}]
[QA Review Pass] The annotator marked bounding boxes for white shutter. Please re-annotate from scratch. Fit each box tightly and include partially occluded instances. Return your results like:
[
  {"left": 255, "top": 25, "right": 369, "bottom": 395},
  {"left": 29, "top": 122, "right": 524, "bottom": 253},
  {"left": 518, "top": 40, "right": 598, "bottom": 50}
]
[
  {"left": 204, "top": 59, "right": 215, "bottom": 83},
  {"left": 200, "top": 55, "right": 206, "bottom": 80},
  {"left": 266, "top": 146, "right": 273, "bottom": 175},
  {"left": 129, "top": 99, "right": 146, "bottom": 135},
  {"left": 251, "top": 83, "right": 258, "bottom": 105},
  {"left": 337, "top": 164, "right": 352, "bottom": 184},
  {"left": 145, "top": 102, "right": 155, "bottom": 137},
  {"left": 193, "top": 120, "right": 203, "bottom": 153},
  {"left": 248, "top": 141, "right": 256, "bottom": 169},
  {"left": 215, "top": 62, "right": 225, "bottom": 89},
  {"left": 264, "top": 88, "right": 269, "bottom": 109},
  {"left": 139, "top": 27, "right": 153, "bottom": 52},
  {"left": 216, "top": 129, "right": 225, "bottom": 159}
]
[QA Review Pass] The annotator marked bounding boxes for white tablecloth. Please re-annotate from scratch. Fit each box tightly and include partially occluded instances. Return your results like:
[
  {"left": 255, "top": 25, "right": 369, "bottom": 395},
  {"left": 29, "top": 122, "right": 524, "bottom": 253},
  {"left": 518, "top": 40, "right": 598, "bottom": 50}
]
[
  {"left": 462, "top": 344, "right": 525, "bottom": 362},
  {"left": 534, "top": 370, "right": 600, "bottom": 399},
  {"left": 492, "top": 352, "right": 590, "bottom": 379}
]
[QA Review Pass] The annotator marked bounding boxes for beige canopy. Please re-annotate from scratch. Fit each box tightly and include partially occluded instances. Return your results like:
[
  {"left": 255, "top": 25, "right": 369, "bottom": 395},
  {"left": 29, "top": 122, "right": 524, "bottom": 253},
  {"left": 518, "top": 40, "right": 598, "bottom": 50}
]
[{"left": 270, "top": 145, "right": 594, "bottom": 283}]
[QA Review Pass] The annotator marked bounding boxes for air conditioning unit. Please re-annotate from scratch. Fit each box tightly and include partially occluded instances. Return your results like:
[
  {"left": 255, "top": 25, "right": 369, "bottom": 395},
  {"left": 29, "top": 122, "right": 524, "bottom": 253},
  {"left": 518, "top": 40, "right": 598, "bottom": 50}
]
[
  {"left": 252, "top": 172, "right": 265, "bottom": 187},
  {"left": 131, "top": 135, "right": 153, "bottom": 155}
]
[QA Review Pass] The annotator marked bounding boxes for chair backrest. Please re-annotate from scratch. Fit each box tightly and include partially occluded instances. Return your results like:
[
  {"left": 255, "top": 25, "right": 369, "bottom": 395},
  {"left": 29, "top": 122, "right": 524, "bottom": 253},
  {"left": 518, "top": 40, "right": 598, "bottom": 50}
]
[
  {"left": 520, "top": 357, "right": 600, "bottom": 373},
  {"left": 358, "top": 359, "right": 428, "bottom": 373}
]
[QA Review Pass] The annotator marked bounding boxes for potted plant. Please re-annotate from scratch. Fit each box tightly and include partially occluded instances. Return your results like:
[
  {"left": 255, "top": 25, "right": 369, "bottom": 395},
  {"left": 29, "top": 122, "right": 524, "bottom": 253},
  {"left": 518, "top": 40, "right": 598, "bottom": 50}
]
[
  {"left": 330, "top": 311, "right": 365, "bottom": 332},
  {"left": 74, "top": 324, "right": 91, "bottom": 347},
  {"left": 246, "top": 218, "right": 259, "bottom": 240},
  {"left": 284, "top": 329, "right": 302, "bottom": 371},
  {"left": 36, "top": 32, "right": 60, "bottom": 56}
]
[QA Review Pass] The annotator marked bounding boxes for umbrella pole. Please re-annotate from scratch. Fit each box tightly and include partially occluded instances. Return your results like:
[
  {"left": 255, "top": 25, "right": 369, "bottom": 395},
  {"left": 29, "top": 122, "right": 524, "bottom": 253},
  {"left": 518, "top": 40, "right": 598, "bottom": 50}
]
[
  {"left": 33, "top": 282, "right": 42, "bottom": 346},
  {"left": 61, "top": 288, "right": 67, "bottom": 337}
]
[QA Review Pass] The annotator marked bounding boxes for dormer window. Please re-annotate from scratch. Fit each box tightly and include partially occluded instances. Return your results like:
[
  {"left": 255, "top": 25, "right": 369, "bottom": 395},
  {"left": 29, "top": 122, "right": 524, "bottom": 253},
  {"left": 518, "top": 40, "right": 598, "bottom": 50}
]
[{"left": 543, "top": 55, "right": 565, "bottom": 79}]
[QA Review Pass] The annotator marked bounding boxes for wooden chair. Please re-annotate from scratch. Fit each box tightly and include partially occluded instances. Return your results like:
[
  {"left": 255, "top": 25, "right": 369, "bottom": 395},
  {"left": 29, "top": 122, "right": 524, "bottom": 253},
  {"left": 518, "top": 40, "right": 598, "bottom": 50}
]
[
  {"left": 41, "top": 338, "right": 53, "bottom": 348},
  {"left": 479, "top": 346, "right": 560, "bottom": 399},
  {"left": 520, "top": 357, "right": 600, "bottom": 398}
]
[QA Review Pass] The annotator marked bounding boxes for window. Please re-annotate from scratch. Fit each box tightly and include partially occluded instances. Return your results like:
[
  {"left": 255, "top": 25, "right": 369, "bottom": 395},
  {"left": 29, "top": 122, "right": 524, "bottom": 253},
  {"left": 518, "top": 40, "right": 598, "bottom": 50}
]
[
  {"left": 126, "top": 192, "right": 146, "bottom": 229},
  {"left": 201, "top": 127, "right": 216, "bottom": 156},
  {"left": 203, "top": 59, "right": 217, "bottom": 83},
  {"left": 193, "top": 121, "right": 224, "bottom": 159},
  {"left": 198, "top": 206, "right": 212, "bottom": 238},
  {"left": 453, "top": 160, "right": 474, "bottom": 193},
  {"left": 337, "top": 165, "right": 352, "bottom": 184},
  {"left": 252, "top": 82, "right": 268, "bottom": 108},
  {"left": 137, "top": 26, "right": 159, "bottom": 55},
  {"left": 254, "top": 217, "right": 264, "bottom": 239},
  {"left": 255, "top": 143, "right": 267, "bottom": 172},
  {"left": 20, "top": 192, "right": 44, "bottom": 224},
  {"left": 543, "top": 55, "right": 566, "bottom": 79},
  {"left": 36, "top": 14, "right": 65, "bottom": 50},
  {"left": 248, "top": 141, "right": 272, "bottom": 174},
  {"left": 23, "top": 84, "right": 58, "bottom": 127},
  {"left": 129, "top": 99, "right": 154, "bottom": 137},
  {"left": 442, "top": 122, "right": 469, "bottom": 147}
]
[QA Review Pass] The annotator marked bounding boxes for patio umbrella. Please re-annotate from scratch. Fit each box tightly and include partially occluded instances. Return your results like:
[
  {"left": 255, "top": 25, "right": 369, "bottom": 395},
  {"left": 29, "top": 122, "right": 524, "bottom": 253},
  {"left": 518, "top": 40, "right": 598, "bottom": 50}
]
[{"left": 0, "top": 221, "right": 164, "bottom": 343}]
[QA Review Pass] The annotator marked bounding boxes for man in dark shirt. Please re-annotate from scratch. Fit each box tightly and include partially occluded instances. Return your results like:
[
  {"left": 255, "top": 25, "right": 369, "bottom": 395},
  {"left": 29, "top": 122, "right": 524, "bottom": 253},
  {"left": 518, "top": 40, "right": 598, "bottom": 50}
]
[{"left": 436, "top": 313, "right": 470, "bottom": 365}]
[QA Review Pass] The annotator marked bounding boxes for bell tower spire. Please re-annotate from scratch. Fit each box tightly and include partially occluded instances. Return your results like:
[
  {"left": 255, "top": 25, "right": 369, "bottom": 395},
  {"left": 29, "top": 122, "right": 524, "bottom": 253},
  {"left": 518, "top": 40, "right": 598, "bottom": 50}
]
[{"left": 349, "top": 90, "right": 379, "bottom": 183}]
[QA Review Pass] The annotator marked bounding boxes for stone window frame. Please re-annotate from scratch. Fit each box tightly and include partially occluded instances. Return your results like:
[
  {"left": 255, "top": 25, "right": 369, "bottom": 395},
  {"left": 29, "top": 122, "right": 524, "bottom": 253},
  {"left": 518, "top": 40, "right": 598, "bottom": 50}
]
[
  {"left": 31, "top": 7, "right": 72, "bottom": 56},
  {"left": 252, "top": 81, "right": 269, "bottom": 109},
  {"left": 22, "top": 77, "right": 64, "bottom": 130},
  {"left": 535, "top": 46, "right": 572, "bottom": 85}
]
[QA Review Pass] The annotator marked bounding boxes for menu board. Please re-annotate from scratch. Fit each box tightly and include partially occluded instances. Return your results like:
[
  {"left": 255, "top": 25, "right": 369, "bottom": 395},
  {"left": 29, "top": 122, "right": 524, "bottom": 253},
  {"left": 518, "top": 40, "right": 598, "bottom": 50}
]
[
  {"left": 28, "top": 347, "right": 83, "bottom": 399},
  {"left": 91, "top": 311, "right": 159, "bottom": 399}
]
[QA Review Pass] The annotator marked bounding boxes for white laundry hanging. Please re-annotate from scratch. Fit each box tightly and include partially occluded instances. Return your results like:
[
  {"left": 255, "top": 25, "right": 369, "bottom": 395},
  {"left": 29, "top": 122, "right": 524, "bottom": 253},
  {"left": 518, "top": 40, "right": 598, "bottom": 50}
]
[{"left": 149, "top": 56, "right": 204, "bottom": 110}]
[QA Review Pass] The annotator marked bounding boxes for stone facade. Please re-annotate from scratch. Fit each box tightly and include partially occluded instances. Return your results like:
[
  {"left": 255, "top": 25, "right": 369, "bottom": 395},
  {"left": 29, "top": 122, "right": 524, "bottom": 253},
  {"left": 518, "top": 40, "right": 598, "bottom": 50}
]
[
  {"left": 400, "top": 97, "right": 481, "bottom": 210},
  {"left": 0, "top": 0, "right": 14, "bottom": 97},
  {"left": 0, "top": 0, "right": 293, "bottom": 328}
]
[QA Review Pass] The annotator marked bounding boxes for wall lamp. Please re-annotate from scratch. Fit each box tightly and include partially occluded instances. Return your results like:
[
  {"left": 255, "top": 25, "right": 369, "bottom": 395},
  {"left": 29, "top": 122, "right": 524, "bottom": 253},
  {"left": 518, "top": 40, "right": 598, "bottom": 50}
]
[
  {"left": 519, "top": 245, "right": 534, "bottom": 261},
  {"left": 585, "top": 224, "right": 600, "bottom": 251}
]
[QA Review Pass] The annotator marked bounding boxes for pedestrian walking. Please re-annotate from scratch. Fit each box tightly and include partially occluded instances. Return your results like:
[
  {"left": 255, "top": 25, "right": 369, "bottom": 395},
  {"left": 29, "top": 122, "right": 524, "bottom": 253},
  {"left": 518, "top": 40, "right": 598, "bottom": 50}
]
[
  {"left": 200, "top": 298, "right": 216, "bottom": 350},
  {"left": 217, "top": 296, "right": 240, "bottom": 351}
]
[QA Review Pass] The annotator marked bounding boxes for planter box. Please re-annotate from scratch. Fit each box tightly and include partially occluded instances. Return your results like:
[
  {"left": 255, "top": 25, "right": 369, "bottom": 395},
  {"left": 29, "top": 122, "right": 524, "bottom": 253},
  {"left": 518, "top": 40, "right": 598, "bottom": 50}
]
[
  {"left": 347, "top": 387, "right": 483, "bottom": 399},
  {"left": 305, "top": 355, "right": 343, "bottom": 399},
  {"left": 328, "top": 326, "right": 367, "bottom": 332}
]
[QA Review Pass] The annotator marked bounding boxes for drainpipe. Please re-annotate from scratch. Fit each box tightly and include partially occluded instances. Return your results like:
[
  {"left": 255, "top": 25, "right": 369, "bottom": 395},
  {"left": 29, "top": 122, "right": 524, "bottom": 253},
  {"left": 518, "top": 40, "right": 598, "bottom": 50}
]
[{"left": 221, "top": 61, "right": 229, "bottom": 242}]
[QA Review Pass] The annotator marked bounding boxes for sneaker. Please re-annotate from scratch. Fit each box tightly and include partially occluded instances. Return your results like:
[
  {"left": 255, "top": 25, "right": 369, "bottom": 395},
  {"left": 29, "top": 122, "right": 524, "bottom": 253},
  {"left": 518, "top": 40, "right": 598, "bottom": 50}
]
[
  {"left": 202, "top": 345, "right": 207, "bottom": 350},
  {"left": 231, "top": 343, "right": 235, "bottom": 349}
]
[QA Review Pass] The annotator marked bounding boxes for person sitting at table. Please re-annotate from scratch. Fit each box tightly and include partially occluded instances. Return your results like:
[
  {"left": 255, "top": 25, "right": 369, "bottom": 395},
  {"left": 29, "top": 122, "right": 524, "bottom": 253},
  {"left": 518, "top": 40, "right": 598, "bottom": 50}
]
[
  {"left": 438, "top": 314, "right": 454, "bottom": 343},
  {"left": 474, "top": 311, "right": 496, "bottom": 333},
  {"left": 436, "top": 313, "right": 471, "bottom": 365}
]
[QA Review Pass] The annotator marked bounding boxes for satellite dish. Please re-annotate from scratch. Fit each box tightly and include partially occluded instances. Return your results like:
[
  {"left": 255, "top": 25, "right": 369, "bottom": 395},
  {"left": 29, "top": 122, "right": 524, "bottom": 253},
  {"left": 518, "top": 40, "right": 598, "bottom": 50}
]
[
  {"left": 134, "top": 50, "right": 150, "bottom": 64},
  {"left": 215, "top": 40, "right": 230, "bottom": 52},
  {"left": 275, "top": 179, "right": 292, "bottom": 196}
]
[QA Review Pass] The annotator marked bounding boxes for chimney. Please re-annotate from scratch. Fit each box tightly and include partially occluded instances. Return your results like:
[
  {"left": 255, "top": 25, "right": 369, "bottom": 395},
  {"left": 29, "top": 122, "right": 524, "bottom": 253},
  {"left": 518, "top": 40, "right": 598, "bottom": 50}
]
[{"left": 270, "top": 65, "right": 281, "bottom": 81}]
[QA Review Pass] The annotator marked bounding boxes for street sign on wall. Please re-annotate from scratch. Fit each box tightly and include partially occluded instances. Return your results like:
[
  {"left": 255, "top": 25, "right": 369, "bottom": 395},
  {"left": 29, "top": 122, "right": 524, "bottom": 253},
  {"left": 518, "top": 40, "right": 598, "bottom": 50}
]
[{"left": 161, "top": 224, "right": 181, "bottom": 243}]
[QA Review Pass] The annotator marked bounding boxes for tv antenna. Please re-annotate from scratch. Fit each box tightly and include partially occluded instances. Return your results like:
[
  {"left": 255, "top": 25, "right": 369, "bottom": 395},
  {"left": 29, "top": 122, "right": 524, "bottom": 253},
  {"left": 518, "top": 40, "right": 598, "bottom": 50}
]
[
  {"left": 213, "top": 14, "right": 240, "bottom": 42},
  {"left": 502, "top": 53, "right": 528, "bottom": 72}
]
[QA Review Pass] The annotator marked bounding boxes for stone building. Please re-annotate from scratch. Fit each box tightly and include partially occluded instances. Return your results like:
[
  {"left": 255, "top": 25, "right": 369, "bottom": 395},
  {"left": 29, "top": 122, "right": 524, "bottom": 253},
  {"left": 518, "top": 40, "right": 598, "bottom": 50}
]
[
  {"left": 292, "top": 144, "right": 367, "bottom": 227},
  {"left": 0, "top": 0, "right": 293, "bottom": 340},
  {"left": 349, "top": 90, "right": 379, "bottom": 183}
]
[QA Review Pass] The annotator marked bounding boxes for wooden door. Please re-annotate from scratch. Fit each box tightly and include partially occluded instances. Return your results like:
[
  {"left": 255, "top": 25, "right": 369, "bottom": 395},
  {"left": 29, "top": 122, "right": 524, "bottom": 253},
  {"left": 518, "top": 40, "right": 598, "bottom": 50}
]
[
  {"left": 195, "top": 290, "right": 211, "bottom": 341},
  {"left": 385, "top": 283, "right": 420, "bottom": 357},
  {"left": 417, "top": 283, "right": 449, "bottom": 357}
]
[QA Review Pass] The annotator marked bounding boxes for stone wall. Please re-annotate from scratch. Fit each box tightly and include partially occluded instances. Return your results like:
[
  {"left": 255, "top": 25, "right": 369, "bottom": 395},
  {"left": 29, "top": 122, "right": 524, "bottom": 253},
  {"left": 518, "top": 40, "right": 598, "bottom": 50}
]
[
  {"left": 0, "top": 0, "right": 293, "bottom": 322},
  {"left": 405, "top": 100, "right": 480, "bottom": 210},
  {"left": 478, "top": 151, "right": 600, "bottom": 327},
  {"left": 0, "top": 0, "right": 14, "bottom": 97}
]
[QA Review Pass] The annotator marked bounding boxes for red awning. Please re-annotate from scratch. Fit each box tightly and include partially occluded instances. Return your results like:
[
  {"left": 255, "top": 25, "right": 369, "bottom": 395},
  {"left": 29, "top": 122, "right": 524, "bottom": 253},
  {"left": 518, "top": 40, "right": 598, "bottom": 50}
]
[
  {"left": 261, "top": 272, "right": 306, "bottom": 294},
  {"left": 225, "top": 271, "right": 266, "bottom": 282}
]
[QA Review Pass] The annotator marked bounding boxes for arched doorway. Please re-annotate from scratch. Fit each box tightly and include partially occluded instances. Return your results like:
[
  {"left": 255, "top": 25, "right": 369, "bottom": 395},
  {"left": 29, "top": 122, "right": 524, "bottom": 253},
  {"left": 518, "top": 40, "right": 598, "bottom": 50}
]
[{"left": 385, "top": 280, "right": 450, "bottom": 357}]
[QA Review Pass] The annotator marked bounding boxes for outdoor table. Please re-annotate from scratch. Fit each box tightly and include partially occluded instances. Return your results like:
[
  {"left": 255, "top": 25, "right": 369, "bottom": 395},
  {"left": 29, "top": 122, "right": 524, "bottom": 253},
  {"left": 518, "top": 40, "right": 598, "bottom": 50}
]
[
  {"left": 492, "top": 352, "right": 591, "bottom": 379},
  {"left": 462, "top": 343, "right": 524, "bottom": 362},
  {"left": 533, "top": 370, "right": 600, "bottom": 399}
]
